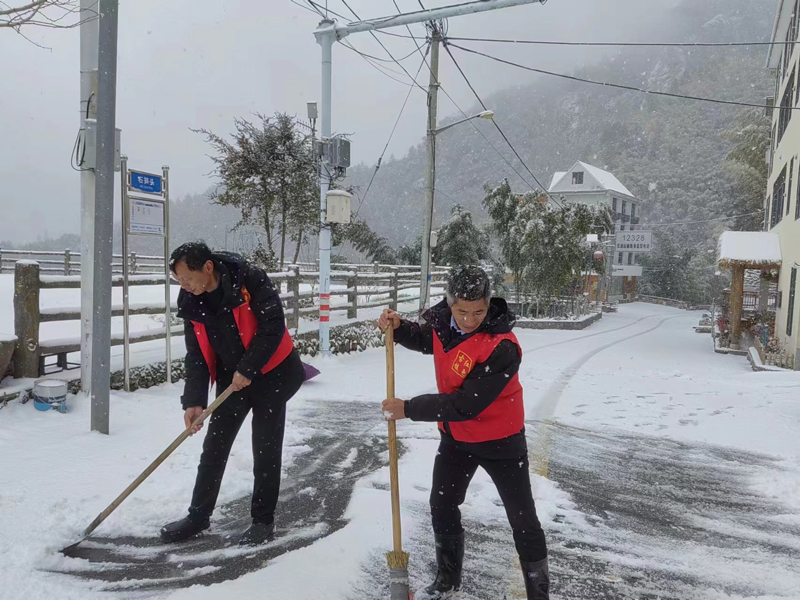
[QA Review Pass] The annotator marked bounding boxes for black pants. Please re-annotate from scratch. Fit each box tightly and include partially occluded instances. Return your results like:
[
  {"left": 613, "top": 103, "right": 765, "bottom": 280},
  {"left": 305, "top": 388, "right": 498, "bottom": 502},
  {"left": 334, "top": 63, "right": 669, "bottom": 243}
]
[
  {"left": 188, "top": 352, "right": 304, "bottom": 524},
  {"left": 430, "top": 440, "right": 548, "bottom": 563}
]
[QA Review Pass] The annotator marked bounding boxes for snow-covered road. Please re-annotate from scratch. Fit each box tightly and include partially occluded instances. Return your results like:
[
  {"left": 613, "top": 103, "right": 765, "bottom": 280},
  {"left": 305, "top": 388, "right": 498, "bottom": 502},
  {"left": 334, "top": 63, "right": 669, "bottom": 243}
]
[{"left": 0, "top": 303, "right": 798, "bottom": 599}]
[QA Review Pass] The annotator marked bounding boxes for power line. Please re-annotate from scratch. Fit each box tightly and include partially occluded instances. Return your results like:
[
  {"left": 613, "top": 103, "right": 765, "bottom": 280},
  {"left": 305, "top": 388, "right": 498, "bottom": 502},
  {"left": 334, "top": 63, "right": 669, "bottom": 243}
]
[
  {"left": 354, "top": 45, "right": 431, "bottom": 219},
  {"left": 339, "top": 40, "right": 419, "bottom": 84},
  {"left": 384, "top": 1, "right": 549, "bottom": 205},
  {"left": 290, "top": 0, "right": 324, "bottom": 17},
  {"left": 442, "top": 41, "right": 563, "bottom": 207},
  {"left": 339, "top": 0, "right": 428, "bottom": 92},
  {"left": 445, "top": 36, "right": 791, "bottom": 48},
  {"left": 306, "top": 0, "right": 348, "bottom": 20},
  {"left": 339, "top": 39, "right": 421, "bottom": 64},
  {"left": 447, "top": 42, "right": 786, "bottom": 112},
  {"left": 336, "top": 1, "right": 551, "bottom": 195}
]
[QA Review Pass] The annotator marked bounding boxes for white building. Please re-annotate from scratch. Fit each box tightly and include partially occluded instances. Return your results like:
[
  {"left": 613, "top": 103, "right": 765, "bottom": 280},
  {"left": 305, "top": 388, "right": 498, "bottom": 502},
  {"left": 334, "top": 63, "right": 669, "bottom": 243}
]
[
  {"left": 549, "top": 161, "right": 642, "bottom": 297},
  {"left": 765, "top": 0, "right": 800, "bottom": 360}
]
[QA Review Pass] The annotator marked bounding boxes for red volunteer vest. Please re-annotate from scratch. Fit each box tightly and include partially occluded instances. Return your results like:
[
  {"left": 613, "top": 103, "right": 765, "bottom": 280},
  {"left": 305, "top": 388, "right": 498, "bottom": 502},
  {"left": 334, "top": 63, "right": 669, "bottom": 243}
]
[
  {"left": 433, "top": 330, "right": 524, "bottom": 443},
  {"left": 192, "top": 286, "right": 294, "bottom": 384}
]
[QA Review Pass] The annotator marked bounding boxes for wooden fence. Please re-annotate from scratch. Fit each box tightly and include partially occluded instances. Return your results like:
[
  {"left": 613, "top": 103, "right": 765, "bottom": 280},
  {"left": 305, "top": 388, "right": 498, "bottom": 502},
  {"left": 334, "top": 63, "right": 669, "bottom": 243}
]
[
  {"left": 12, "top": 261, "right": 449, "bottom": 378},
  {"left": 1, "top": 248, "right": 164, "bottom": 275}
]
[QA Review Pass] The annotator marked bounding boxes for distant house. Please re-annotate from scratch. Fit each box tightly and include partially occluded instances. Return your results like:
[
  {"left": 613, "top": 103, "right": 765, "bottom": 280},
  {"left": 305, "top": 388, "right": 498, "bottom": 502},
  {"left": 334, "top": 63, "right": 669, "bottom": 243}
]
[{"left": 549, "top": 161, "right": 642, "bottom": 299}]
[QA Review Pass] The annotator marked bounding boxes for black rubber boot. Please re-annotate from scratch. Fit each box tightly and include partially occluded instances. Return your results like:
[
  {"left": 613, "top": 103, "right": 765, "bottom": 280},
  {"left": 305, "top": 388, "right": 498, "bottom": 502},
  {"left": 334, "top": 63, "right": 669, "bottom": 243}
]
[
  {"left": 425, "top": 532, "right": 464, "bottom": 597},
  {"left": 160, "top": 516, "right": 210, "bottom": 543},
  {"left": 520, "top": 557, "right": 550, "bottom": 600},
  {"left": 238, "top": 520, "right": 275, "bottom": 546}
]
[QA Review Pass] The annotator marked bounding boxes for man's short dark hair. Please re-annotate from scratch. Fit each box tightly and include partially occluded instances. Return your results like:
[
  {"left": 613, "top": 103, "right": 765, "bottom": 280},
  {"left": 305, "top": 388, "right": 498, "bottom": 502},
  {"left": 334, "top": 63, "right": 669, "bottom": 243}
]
[
  {"left": 446, "top": 266, "right": 491, "bottom": 304},
  {"left": 169, "top": 241, "right": 213, "bottom": 272}
]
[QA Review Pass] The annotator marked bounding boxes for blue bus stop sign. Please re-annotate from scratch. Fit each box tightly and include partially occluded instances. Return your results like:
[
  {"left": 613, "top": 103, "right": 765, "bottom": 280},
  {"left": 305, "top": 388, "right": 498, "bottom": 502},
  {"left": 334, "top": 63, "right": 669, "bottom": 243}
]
[{"left": 130, "top": 170, "right": 163, "bottom": 195}]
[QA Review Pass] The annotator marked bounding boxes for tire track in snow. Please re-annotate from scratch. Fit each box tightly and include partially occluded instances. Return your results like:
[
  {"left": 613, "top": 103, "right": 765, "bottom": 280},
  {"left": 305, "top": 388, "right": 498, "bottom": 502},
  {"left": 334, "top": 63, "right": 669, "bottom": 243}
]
[
  {"left": 530, "top": 315, "right": 681, "bottom": 422},
  {"left": 524, "top": 313, "right": 661, "bottom": 354}
]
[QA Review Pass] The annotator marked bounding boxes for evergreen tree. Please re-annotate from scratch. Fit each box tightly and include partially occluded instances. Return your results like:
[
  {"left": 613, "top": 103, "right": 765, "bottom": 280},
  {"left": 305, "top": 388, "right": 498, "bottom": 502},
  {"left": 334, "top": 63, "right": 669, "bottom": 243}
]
[
  {"left": 195, "top": 113, "right": 317, "bottom": 269},
  {"left": 433, "top": 204, "right": 491, "bottom": 266}
]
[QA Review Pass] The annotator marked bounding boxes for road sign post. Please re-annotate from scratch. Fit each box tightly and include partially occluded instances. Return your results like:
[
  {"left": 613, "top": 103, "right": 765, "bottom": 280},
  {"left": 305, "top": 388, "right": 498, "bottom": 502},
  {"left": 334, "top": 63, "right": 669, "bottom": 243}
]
[{"left": 120, "top": 159, "right": 171, "bottom": 391}]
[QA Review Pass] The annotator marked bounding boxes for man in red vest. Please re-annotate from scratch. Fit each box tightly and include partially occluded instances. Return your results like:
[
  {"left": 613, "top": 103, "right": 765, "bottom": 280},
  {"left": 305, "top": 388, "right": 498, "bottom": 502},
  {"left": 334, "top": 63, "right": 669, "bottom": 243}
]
[
  {"left": 160, "top": 242, "right": 304, "bottom": 546},
  {"left": 380, "top": 266, "right": 549, "bottom": 599}
]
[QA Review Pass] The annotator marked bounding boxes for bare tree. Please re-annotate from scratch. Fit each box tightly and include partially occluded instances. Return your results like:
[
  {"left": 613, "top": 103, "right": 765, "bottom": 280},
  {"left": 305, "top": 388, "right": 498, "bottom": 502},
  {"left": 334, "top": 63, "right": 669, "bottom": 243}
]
[{"left": 1, "top": 1, "right": 95, "bottom": 34}]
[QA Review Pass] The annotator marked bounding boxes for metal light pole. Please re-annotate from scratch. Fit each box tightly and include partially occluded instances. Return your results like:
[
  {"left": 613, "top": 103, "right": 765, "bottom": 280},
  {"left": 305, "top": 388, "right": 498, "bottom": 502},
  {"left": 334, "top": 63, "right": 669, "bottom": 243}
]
[
  {"left": 90, "top": 0, "right": 120, "bottom": 434},
  {"left": 313, "top": 0, "right": 542, "bottom": 353},
  {"left": 419, "top": 27, "right": 440, "bottom": 314},
  {"left": 419, "top": 107, "right": 494, "bottom": 313}
]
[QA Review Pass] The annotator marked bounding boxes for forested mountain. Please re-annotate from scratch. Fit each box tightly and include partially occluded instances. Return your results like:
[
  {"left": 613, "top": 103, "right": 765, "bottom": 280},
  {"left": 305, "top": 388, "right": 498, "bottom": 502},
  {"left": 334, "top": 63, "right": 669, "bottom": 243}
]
[{"left": 345, "top": 0, "right": 776, "bottom": 302}]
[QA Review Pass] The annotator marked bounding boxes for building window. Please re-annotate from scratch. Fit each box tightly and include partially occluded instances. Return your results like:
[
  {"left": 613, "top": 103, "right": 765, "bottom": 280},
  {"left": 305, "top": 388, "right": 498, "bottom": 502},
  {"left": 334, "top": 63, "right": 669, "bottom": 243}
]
[
  {"left": 788, "top": 268, "right": 797, "bottom": 337},
  {"left": 620, "top": 224, "right": 625, "bottom": 231},
  {"left": 779, "top": 68, "right": 795, "bottom": 143},
  {"left": 618, "top": 252, "right": 623, "bottom": 264},
  {"left": 796, "top": 174, "right": 800, "bottom": 219},
  {"left": 627, "top": 253, "right": 633, "bottom": 265},
  {"left": 572, "top": 171, "right": 584, "bottom": 185},
  {"left": 772, "top": 166, "right": 787, "bottom": 228},
  {"left": 612, "top": 197, "right": 618, "bottom": 213},
  {"left": 789, "top": 158, "right": 795, "bottom": 217}
]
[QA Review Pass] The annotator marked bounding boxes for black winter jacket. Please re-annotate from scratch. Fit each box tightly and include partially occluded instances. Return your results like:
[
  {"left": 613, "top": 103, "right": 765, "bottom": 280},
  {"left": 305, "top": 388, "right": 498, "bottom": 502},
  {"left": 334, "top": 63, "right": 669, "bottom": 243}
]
[
  {"left": 177, "top": 252, "right": 296, "bottom": 409},
  {"left": 394, "top": 298, "right": 527, "bottom": 458}
]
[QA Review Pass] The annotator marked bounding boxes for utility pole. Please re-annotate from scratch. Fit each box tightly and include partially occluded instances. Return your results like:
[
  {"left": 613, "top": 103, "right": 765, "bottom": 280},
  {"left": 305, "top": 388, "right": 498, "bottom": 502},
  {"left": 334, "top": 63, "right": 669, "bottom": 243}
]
[
  {"left": 313, "top": 0, "right": 543, "bottom": 353},
  {"left": 315, "top": 23, "right": 334, "bottom": 356},
  {"left": 79, "top": 0, "right": 99, "bottom": 396},
  {"left": 419, "top": 26, "right": 441, "bottom": 313},
  {"left": 90, "top": 0, "right": 120, "bottom": 434}
]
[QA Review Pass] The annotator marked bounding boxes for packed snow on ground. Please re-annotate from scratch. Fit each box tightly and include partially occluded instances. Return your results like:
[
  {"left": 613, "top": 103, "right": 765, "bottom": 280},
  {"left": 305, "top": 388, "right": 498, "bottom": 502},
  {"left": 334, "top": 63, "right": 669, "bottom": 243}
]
[{"left": 0, "top": 302, "right": 798, "bottom": 599}]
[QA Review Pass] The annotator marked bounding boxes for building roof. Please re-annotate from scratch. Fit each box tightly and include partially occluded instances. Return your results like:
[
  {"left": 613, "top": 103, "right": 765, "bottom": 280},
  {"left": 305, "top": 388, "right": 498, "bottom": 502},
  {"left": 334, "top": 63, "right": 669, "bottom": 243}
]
[
  {"left": 718, "top": 231, "right": 782, "bottom": 269},
  {"left": 549, "top": 172, "right": 566, "bottom": 190},
  {"left": 548, "top": 161, "right": 636, "bottom": 198}
]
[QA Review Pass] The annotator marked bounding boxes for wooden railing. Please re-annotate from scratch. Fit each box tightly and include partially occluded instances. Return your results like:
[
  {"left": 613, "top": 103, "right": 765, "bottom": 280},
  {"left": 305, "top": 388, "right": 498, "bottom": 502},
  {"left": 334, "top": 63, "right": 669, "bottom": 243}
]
[
  {"left": 1, "top": 248, "right": 164, "bottom": 275},
  {"left": 12, "top": 261, "right": 449, "bottom": 378}
]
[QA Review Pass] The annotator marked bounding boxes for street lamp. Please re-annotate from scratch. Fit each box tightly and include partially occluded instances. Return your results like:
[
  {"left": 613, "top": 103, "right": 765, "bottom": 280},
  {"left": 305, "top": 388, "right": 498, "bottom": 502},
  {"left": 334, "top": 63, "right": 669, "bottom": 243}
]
[
  {"left": 432, "top": 110, "right": 495, "bottom": 136},
  {"left": 419, "top": 109, "right": 495, "bottom": 312}
]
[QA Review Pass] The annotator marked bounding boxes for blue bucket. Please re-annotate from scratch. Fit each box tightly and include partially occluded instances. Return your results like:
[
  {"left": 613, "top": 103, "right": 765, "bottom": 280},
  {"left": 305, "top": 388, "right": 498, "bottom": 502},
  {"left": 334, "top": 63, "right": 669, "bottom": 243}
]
[{"left": 33, "top": 379, "right": 68, "bottom": 413}]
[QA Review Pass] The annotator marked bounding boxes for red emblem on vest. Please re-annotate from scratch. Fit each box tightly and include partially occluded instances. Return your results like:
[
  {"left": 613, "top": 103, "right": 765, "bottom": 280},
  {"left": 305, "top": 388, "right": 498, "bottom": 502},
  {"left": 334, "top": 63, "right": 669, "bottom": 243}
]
[{"left": 452, "top": 350, "right": 473, "bottom": 378}]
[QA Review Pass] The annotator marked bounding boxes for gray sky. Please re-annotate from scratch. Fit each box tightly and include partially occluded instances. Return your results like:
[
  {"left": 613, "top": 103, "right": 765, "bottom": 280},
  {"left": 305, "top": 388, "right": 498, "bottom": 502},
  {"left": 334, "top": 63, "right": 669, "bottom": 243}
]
[{"left": 0, "top": 0, "right": 680, "bottom": 243}]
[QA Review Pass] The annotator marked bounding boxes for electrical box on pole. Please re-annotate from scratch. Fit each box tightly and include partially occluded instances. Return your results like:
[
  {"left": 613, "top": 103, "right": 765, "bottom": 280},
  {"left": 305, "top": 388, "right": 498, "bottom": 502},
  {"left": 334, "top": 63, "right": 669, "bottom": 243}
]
[
  {"left": 80, "top": 120, "right": 122, "bottom": 172},
  {"left": 326, "top": 189, "right": 352, "bottom": 224}
]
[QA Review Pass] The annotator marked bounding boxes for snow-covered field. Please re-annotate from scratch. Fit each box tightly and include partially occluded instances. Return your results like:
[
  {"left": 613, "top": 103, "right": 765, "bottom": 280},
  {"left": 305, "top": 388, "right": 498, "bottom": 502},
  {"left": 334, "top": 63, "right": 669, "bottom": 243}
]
[{"left": 0, "top": 302, "right": 798, "bottom": 599}]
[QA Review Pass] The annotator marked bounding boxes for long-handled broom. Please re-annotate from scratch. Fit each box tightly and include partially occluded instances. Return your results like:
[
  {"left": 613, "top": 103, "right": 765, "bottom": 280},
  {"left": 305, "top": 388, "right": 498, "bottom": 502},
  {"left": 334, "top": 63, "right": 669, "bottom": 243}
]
[
  {"left": 61, "top": 384, "right": 237, "bottom": 554},
  {"left": 384, "top": 326, "right": 414, "bottom": 600}
]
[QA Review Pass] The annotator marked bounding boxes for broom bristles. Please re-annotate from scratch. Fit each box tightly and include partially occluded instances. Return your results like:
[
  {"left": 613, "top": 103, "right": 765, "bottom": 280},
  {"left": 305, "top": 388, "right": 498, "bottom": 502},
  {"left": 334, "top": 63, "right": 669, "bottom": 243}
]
[{"left": 386, "top": 550, "right": 410, "bottom": 569}]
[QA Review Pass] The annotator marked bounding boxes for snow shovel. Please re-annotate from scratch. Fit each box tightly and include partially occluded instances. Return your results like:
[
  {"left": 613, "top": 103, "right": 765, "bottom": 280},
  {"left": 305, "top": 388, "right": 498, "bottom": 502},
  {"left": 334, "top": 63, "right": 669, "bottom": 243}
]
[
  {"left": 383, "top": 326, "right": 414, "bottom": 600},
  {"left": 61, "top": 384, "right": 237, "bottom": 554}
]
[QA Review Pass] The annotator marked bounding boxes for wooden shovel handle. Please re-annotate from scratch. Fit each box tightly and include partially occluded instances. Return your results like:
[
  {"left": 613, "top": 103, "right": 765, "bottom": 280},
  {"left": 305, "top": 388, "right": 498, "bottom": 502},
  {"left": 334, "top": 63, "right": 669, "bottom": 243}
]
[
  {"left": 384, "top": 327, "right": 403, "bottom": 554},
  {"left": 81, "top": 384, "right": 237, "bottom": 538}
]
